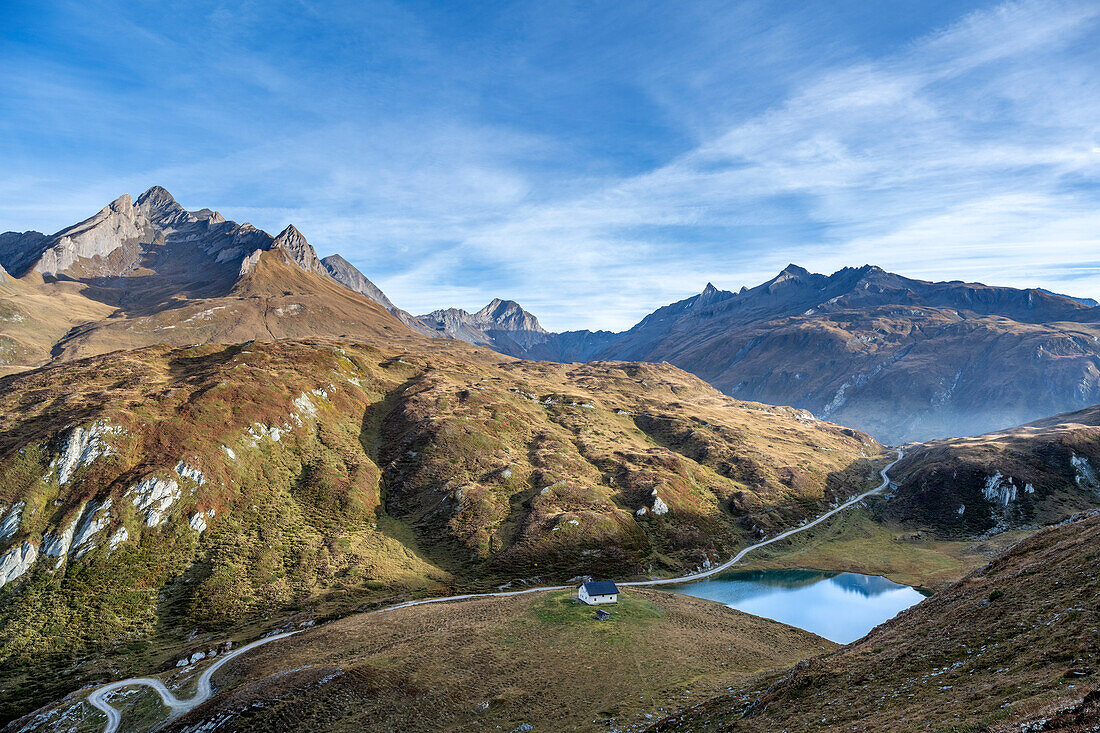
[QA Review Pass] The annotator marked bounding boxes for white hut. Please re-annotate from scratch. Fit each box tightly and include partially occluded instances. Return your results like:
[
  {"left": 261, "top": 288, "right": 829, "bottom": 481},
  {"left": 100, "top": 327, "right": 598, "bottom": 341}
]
[{"left": 578, "top": 580, "right": 619, "bottom": 605}]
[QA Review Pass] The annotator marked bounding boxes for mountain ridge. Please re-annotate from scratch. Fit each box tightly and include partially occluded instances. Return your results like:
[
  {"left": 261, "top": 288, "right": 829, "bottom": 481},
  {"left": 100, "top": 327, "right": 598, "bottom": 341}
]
[
  {"left": 5, "top": 189, "right": 1100, "bottom": 444},
  {"left": 427, "top": 265, "right": 1100, "bottom": 443},
  {"left": 0, "top": 187, "right": 432, "bottom": 371}
]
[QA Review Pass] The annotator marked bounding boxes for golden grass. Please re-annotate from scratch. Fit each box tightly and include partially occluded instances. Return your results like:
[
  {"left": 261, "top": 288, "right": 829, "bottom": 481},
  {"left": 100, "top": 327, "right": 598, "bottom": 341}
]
[
  {"left": 734, "top": 505, "right": 1032, "bottom": 590},
  {"left": 161, "top": 588, "right": 836, "bottom": 733}
]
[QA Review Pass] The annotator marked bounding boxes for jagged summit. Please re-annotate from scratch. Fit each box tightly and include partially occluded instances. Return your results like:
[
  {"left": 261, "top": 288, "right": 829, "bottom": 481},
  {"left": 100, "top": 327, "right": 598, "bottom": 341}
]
[
  {"left": 780, "top": 263, "right": 811, "bottom": 277},
  {"left": 135, "top": 185, "right": 177, "bottom": 211},
  {"left": 271, "top": 224, "right": 326, "bottom": 275},
  {"left": 275, "top": 223, "right": 304, "bottom": 240},
  {"left": 0, "top": 188, "right": 422, "bottom": 370},
  {"left": 474, "top": 298, "right": 547, "bottom": 333},
  {"left": 417, "top": 297, "right": 550, "bottom": 353},
  {"left": 762, "top": 263, "right": 814, "bottom": 292}
]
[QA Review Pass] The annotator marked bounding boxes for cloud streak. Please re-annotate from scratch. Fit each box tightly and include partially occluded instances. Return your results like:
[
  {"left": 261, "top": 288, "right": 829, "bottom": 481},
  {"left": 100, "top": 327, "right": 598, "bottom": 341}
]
[{"left": 0, "top": 0, "right": 1097, "bottom": 331}]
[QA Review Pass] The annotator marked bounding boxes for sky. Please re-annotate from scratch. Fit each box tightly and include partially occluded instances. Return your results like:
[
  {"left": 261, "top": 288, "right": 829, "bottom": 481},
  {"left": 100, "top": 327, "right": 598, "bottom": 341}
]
[{"left": 1, "top": 0, "right": 1098, "bottom": 331}]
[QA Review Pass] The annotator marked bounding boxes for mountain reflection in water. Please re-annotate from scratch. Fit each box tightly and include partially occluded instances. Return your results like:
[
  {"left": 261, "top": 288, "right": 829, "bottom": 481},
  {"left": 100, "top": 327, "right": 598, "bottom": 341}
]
[{"left": 666, "top": 569, "right": 929, "bottom": 644}]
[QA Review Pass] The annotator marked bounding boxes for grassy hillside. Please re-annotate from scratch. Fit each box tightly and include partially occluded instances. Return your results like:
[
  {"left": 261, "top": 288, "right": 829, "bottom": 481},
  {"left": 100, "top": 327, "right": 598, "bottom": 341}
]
[
  {"left": 732, "top": 505, "right": 1029, "bottom": 591},
  {"left": 650, "top": 510, "right": 1100, "bottom": 732},
  {"left": 0, "top": 336, "right": 884, "bottom": 723},
  {"left": 22, "top": 589, "right": 837, "bottom": 733},
  {"left": 887, "top": 405, "right": 1100, "bottom": 535},
  {"left": 0, "top": 271, "right": 115, "bottom": 376},
  {"left": 46, "top": 249, "right": 410, "bottom": 363}
]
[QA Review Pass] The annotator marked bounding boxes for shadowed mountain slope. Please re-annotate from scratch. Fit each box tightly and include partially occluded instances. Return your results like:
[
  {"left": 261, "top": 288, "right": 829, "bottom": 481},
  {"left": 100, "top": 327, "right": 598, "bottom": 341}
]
[{"left": 885, "top": 404, "right": 1100, "bottom": 535}]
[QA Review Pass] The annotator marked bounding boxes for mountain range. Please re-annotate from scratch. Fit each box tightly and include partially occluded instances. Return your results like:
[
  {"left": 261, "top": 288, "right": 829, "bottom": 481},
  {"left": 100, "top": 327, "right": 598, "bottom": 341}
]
[
  {"left": 429, "top": 266, "right": 1100, "bottom": 444},
  {"left": 3, "top": 187, "right": 1100, "bottom": 446}
]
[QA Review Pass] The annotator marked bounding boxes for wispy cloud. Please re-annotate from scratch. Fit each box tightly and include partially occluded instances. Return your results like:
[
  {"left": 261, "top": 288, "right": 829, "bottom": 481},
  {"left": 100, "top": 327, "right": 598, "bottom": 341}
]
[
  {"left": 0, "top": 1, "right": 1097, "bottom": 331},
  {"left": 396, "top": 0, "right": 1100, "bottom": 329}
]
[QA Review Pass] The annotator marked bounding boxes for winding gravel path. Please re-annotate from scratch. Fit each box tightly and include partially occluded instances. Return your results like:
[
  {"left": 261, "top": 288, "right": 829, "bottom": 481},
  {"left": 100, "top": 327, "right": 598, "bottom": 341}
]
[{"left": 87, "top": 450, "right": 901, "bottom": 732}]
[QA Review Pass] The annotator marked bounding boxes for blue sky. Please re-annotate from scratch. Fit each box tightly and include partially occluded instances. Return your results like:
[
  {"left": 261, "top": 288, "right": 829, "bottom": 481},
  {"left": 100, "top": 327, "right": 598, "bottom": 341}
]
[{"left": 1, "top": 0, "right": 1098, "bottom": 330}]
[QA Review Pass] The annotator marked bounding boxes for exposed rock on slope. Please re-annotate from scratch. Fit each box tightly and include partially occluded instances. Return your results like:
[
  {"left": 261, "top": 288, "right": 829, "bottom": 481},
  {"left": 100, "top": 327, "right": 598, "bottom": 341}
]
[
  {"left": 651, "top": 510, "right": 1100, "bottom": 732},
  {"left": 0, "top": 337, "right": 883, "bottom": 723},
  {"left": 886, "top": 404, "right": 1100, "bottom": 535},
  {"left": 320, "top": 254, "right": 395, "bottom": 310}
]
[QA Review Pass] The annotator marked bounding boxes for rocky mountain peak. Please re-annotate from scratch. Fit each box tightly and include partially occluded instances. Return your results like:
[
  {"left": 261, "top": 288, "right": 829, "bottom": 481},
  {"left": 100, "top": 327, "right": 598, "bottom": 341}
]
[
  {"left": 778, "top": 263, "right": 811, "bottom": 279},
  {"left": 272, "top": 224, "right": 324, "bottom": 274},
  {"left": 135, "top": 185, "right": 177, "bottom": 211},
  {"left": 473, "top": 298, "right": 546, "bottom": 334},
  {"left": 477, "top": 298, "right": 517, "bottom": 318},
  {"left": 692, "top": 281, "right": 735, "bottom": 309},
  {"left": 760, "top": 263, "right": 815, "bottom": 295},
  {"left": 108, "top": 194, "right": 135, "bottom": 213},
  {"left": 321, "top": 254, "right": 398, "bottom": 311}
]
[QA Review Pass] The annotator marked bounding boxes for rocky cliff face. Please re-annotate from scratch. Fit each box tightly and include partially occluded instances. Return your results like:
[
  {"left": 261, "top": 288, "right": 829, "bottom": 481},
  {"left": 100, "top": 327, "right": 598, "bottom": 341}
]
[
  {"left": 321, "top": 254, "right": 395, "bottom": 310},
  {"left": 0, "top": 187, "right": 403, "bottom": 303},
  {"left": 271, "top": 224, "right": 327, "bottom": 275}
]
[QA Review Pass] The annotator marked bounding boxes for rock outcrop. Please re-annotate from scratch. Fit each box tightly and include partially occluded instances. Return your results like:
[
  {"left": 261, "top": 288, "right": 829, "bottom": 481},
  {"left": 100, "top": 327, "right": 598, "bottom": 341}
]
[{"left": 0, "top": 541, "right": 37, "bottom": 588}]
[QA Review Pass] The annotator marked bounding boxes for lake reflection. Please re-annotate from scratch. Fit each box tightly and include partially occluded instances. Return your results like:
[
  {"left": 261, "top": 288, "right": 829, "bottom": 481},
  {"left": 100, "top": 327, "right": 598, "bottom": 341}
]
[{"left": 666, "top": 569, "right": 928, "bottom": 644}]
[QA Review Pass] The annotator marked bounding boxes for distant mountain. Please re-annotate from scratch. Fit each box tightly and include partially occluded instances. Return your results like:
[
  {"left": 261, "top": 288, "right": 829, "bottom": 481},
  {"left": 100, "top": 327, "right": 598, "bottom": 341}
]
[
  {"left": 416, "top": 298, "right": 620, "bottom": 360},
  {"left": 1037, "top": 287, "right": 1099, "bottom": 307},
  {"left": 438, "top": 265, "right": 1100, "bottom": 444},
  {"left": 417, "top": 298, "right": 553, "bottom": 357},
  {"left": 8, "top": 192, "right": 1100, "bottom": 445}
]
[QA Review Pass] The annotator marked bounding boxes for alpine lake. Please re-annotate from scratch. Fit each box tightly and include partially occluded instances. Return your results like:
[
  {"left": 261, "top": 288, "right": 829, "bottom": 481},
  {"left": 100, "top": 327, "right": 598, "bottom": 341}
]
[{"left": 665, "top": 568, "right": 929, "bottom": 644}]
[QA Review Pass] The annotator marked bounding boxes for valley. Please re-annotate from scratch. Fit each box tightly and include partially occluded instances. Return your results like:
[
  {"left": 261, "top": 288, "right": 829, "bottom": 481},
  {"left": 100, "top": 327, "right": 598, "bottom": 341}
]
[
  {"left": 1, "top": 188, "right": 1098, "bottom": 733},
  {"left": 27, "top": 452, "right": 905, "bottom": 733},
  {"left": 89, "top": 589, "right": 834, "bottom": 733},
  {"left": 0, "top": 334, "right": 884, "bottom": 725},
  {"left": 650, "top": 510, "right": 1100, "bottom": 732}
]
